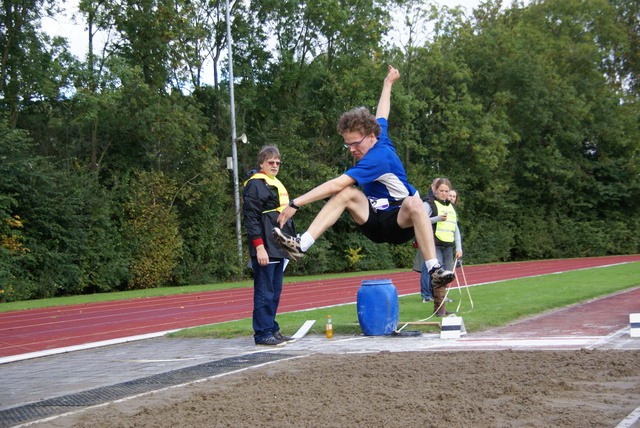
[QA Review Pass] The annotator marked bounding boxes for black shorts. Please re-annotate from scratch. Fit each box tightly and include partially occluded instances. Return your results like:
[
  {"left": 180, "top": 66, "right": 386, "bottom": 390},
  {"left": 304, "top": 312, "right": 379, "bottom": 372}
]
[{"left": 357, "top": 203, "right": 415, "bottom": 245}]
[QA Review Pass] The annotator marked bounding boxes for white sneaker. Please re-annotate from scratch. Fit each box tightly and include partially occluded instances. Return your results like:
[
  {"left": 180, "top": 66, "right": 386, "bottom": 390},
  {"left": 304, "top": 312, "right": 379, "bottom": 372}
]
[{"left": 273, "top": 228, "right": 304, "bottom": 262}]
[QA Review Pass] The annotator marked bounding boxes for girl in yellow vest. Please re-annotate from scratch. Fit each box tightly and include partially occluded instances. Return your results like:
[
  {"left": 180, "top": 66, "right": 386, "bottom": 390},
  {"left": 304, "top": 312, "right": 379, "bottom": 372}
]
[{"left": 413, "top": 178, "right": 463, "bottom": 316}]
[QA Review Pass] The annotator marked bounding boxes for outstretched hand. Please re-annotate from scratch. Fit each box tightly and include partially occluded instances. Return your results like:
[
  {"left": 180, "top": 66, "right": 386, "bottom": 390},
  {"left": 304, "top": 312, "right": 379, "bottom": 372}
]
[
  {"left": 385, "top": 65, "right": 400, "bottom": 84},
  {"left": 277, "top": 206, "right": 296, "bottom": 228}
]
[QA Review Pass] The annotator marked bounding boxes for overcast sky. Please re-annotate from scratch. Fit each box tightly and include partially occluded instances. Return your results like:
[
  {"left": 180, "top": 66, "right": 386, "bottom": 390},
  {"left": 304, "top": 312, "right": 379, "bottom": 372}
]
[
  {"left": 42, "top": 0, "right": 486, "bottom": 85},
  {"left": 44, "top": 0, "right": 485, "bottom": 53}
]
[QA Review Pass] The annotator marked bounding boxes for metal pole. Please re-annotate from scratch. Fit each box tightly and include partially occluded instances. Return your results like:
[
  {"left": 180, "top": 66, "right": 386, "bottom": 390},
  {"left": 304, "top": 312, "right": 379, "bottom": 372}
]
[{"left": 225, "top": 0, "right": 242, "bottom": 261}]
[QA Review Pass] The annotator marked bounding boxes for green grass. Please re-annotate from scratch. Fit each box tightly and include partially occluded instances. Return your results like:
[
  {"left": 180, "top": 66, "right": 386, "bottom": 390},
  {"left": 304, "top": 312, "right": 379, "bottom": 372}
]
[{"left": 170, "top": 262, "right": 640, "bottom": 339}]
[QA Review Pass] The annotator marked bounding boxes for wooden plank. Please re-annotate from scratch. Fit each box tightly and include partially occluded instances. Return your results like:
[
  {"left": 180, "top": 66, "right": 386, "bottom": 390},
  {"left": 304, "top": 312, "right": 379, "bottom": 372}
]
[
  {"left": 401, "top": 322, "right": 441, "bottom": 326},
  {"left": 292, "top": 320, "right": 316, "bottom": 339}
]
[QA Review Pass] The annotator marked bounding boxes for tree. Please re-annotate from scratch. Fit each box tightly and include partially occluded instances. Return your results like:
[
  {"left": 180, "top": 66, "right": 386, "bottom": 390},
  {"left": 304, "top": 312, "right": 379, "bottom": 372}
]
[
  {"left": 0, "top": 120, "right": 33, "bottom": 300},
  {"left": 606, "top": 0, "right": 640, "bottom": 96},
  {"left": 0, "top": 0, "right": 74, "bottom": 127},
  {"left": 125, "top": 170, "right": 182, "bottom": 289},
  {"left": 455, "top": 0, "right": 640, "bottom": 259},
  {"left": 1, "top": 0, "right": 638, "bottom": 300}
]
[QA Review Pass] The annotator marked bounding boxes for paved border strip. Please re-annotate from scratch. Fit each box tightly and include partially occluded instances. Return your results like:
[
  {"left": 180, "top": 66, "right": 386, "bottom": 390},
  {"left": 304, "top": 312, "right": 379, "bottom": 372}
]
[{"left": 0, "top": 352, "right": 297, "bottom": 428}]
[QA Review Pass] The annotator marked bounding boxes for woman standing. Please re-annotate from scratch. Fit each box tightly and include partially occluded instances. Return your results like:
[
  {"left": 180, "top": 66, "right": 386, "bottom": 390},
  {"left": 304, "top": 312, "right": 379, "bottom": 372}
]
[
  {"left": 414, "top": 178, "right": 463, "bottom": 316},
  {"left": 242, "top": 146, "right": 297, "bottom": 346}
]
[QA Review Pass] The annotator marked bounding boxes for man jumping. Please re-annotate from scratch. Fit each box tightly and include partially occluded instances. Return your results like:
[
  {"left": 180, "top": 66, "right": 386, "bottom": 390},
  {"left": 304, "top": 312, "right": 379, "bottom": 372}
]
[{"left": 273, "top": 65, "right": 455, "bottom": 288}]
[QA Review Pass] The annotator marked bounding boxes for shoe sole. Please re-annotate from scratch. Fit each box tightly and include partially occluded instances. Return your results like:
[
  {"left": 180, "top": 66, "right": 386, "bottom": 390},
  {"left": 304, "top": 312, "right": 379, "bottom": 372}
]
[
  {"left": 273, "top": 228, "right": 304, "bottom": 262},
  {"left": 274, "top": 335, "right": 296, "bottom": 343},
  {"left": 255, "top": 342, "right": 286, "bottom": 347},
  {"left": 432, "top": 272, "right": 455, "bottom": 289}
]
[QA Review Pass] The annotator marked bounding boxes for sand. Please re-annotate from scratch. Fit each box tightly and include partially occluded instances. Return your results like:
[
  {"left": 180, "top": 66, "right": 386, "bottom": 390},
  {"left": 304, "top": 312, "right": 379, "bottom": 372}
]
[{"left": 37, "top": 349, "right": 640, "bottom": 428}]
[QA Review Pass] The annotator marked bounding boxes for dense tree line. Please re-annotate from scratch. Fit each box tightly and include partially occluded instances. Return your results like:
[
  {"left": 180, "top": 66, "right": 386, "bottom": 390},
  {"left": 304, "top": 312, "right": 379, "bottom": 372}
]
[{"left": 1, "top": 0, "right": 638, "bottom": 301}]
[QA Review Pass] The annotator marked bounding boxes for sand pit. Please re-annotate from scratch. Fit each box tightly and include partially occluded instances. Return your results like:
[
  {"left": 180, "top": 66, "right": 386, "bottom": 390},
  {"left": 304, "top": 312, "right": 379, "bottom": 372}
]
[{"left": 37, "top": 349, "right": 640, "bottom": 427}]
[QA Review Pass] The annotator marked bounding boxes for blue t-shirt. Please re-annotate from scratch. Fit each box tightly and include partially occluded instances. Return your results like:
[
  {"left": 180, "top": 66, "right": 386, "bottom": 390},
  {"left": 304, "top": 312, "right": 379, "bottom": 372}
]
[{"left": 344, "top": 118, "right": 417, "bottom": 211}]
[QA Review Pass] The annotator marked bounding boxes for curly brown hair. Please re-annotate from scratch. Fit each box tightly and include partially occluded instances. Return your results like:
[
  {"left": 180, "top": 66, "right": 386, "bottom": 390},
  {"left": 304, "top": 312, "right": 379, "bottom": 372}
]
[{"left": 337, "top": 107, "right": 382, "bottom": 137}]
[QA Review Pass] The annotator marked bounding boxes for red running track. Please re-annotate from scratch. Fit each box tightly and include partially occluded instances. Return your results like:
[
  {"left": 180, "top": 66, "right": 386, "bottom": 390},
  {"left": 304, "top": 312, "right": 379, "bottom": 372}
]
[{"left": 1, "top": 255, "right": 638, "bottom": 358}]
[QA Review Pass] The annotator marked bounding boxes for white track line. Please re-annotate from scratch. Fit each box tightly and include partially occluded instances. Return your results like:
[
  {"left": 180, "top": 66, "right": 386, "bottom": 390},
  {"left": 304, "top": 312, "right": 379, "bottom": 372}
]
[{"left": 0, "top": 330, "right": 181, "bottom": 365}]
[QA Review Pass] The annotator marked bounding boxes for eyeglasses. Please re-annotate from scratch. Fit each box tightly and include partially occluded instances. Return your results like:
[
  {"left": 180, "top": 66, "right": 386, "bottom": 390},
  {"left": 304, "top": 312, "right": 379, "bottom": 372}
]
[
  {"left": 343, "top": 134, "right": 368, "bottom": 149},
  {"left": 266, "top": 160, "right": 282, "bottom": 166}
]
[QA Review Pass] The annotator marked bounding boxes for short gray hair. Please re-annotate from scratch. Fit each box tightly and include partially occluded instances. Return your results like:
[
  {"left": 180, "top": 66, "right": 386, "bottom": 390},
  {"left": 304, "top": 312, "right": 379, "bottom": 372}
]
[{"left": 257, "top": 145, "right": 280, "bottom": 165}]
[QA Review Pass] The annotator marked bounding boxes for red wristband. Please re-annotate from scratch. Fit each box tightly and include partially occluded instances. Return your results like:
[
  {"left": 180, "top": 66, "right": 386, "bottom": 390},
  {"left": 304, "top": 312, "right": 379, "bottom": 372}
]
[{"left": 252, "top": 238, "right": 264, "bottom": 248}]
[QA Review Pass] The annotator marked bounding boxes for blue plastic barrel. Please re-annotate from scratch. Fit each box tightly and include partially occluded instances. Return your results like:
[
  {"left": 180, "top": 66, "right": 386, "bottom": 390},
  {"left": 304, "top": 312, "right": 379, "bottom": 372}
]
[{"left": 357, "top": 279, "right": 399, "bottom": 336}]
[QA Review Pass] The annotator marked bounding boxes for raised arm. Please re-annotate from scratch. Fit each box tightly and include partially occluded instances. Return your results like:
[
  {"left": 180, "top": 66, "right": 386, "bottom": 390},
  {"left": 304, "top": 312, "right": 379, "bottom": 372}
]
[{"left": 376, "top": 65, "right": 400, "bottom": 119}]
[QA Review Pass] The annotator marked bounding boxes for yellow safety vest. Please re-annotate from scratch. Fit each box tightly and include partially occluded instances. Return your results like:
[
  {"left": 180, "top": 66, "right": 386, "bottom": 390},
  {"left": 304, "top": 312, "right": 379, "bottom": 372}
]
[
  {"left": 434, "top": 200, "right": 457, "bottom": 243},
  {"left": 243, "top": 172, "right": 290, "bottom": 213}
]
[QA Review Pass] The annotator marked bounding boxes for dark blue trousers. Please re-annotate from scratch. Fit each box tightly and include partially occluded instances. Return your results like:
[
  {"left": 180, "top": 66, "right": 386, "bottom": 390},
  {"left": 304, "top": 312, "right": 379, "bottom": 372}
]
[{"left": 252, "top": 258, "right": 284, "bottom": 343}]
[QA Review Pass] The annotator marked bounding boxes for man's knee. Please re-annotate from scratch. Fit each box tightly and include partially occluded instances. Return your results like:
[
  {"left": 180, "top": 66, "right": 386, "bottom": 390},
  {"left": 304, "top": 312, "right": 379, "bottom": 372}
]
[
  {"left": 402, "top": 195, "right": 424, "bottom": 213},
  {"left": 334, "top": 186, "right": 363, "bottom": 202}
]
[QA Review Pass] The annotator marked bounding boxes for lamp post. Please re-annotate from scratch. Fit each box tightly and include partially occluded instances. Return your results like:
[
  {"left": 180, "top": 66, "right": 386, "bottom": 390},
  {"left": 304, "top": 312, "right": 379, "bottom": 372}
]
[{"left": 225, "top": 0, "right": 242, "bottom": 261}]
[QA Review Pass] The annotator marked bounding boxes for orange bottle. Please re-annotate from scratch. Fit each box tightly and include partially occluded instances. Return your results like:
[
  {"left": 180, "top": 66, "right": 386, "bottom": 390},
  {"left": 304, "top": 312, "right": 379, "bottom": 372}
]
[{"left": 325, "top": 315, "right": 333, "bottom": 339}]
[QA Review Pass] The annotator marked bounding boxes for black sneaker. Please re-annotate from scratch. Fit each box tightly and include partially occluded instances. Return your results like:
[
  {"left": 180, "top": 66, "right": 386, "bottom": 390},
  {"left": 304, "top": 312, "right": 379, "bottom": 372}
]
[
  {"left": 273, "top": 228, "right": 305, "bottom": 262},
  {"left": 274, "top": 331, "right": 296, "bottom": 343},
  {"left": 255, "top": 336, "right": 286, "bottom": 347},
  {"left": 430, "top": 266, "right": 455, "bottom": 288}
]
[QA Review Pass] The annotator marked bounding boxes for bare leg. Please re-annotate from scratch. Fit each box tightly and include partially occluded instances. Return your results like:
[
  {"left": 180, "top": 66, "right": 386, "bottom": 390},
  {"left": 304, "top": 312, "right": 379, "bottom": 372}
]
[
  {"left": 397, "top": 197, "right": 455, "bottom": 287},
  {"left": 272, "top": 187, "right": 370, "bottom": 261},
  {"left": 307, "top": 187, "right": 370, "bottom": 239},
  {"left": 396, "top": 196, "right": 437, "bottom": 261}
]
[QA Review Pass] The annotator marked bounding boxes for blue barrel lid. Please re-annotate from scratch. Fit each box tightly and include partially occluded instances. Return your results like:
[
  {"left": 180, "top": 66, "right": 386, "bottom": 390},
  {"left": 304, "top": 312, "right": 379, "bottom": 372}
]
[{"left": 361, "top": 279, "right": 393, "bottom": 286}]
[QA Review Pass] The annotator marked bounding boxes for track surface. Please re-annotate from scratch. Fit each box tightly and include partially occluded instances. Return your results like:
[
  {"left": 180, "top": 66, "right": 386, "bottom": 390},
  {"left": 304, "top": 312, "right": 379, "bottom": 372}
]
[{"left": 1, "top": 255, "right": 639, "bottom": 359}]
